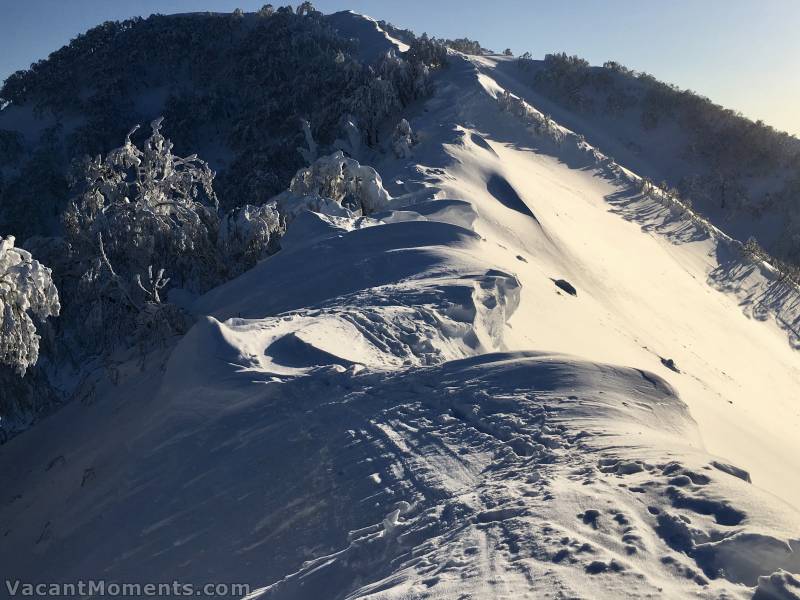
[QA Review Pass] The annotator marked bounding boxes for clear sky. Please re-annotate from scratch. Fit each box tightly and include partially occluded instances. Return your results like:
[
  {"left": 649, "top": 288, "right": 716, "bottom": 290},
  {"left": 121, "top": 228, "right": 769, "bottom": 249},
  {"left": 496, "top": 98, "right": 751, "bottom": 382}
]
[{"left": 1, "top": 0, "right": 798, "bottom": 135}]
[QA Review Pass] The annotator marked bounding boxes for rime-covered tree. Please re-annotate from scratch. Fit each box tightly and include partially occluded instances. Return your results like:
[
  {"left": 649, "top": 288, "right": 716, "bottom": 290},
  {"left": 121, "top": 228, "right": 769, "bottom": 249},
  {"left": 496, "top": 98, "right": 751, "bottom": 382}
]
[
  {"left": 65, "top": 118, "right": 222, "bottom": 288},
  {"left": 391, "top": 118, "right": 417, "bottom": 158},
  {"left": 258, "top": 4, "right": 275, "bottom": 17},
  {"left": 444, "top": 38, "right": 484, "bottom": 55},
  {"left": 275, "top": 151, "right": 390, "bottom": 220},
  {"left": 407, "top": 34, "right": 448, "bottom": 70},
  {"left": 62, "top": 117, "right": 286, "bottom": 352},
  {"left": 218, "top": 203, "right": 283, "bottom": 276},
  {"left": 64, "top": 118, "right": 222, "bottom": 351},
  {"left": 376, "top": 52, "right": 432, "bottom": 107},
  {"left": 0, "top": 236, "right": 60, "bottom": 375},
  {"left": 296, "top": 2, "right": 316, "bottom": 16},
  {"left": 350, "top": 77, "right": 401, "bottom": 146}
]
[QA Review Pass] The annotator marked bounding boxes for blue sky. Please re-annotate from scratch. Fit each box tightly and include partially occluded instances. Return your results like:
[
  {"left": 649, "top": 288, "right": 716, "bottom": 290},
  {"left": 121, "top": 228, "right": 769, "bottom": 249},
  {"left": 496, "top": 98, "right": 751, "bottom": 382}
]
[{"left": 2, "top": 0, "right": 798, "bottom": 135}]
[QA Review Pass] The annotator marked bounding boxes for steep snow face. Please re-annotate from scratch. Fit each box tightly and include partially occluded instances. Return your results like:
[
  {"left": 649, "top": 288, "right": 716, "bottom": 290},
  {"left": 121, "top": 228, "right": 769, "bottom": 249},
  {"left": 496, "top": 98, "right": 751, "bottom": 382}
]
[
  {"left": 485, "top": 56, "right": 800, "bottom": 257},
  {"left": 370, "top": 48, "right": 800, "bottom": 505},
  {"left": 2, "top": 15, "right": 800, "bottom": 600},
  {"left": 435, "top": 138, "right": 800, "bottom": 505}
]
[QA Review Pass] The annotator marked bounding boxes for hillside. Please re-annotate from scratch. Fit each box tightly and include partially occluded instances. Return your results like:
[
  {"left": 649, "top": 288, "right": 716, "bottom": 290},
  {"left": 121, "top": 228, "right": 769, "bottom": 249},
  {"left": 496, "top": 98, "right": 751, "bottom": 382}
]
[
  {"left": 499, "top": 53, "right": 800, "bottom": 267},
  {"left": 1, "top": 9, "right": 799, "bottom": 600},
  {"left": 0, "top": 7, "right": 423, "bottom": 238}
]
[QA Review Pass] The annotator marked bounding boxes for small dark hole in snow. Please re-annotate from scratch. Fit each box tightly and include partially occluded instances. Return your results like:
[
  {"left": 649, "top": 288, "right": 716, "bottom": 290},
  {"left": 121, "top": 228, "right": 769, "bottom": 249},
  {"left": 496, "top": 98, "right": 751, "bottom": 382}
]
[
  {"left": 552, "top": 279, "right": 577, "bottom": 296},
  {"left": 710, "top": 461, "right": 751, "bottom": 483},
  {"left": 552, "top": 548, "right": 570, "bottom": 563}
]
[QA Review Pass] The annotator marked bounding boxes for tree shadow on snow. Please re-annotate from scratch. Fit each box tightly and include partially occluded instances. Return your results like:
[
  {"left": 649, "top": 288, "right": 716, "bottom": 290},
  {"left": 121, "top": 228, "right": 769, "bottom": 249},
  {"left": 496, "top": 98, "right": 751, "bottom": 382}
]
[
  {"left": 708, "top": 243, "right": 800, "bottom": 348},
  {"left": 603, "top": 188, "right": 710, "bottom": 246}
]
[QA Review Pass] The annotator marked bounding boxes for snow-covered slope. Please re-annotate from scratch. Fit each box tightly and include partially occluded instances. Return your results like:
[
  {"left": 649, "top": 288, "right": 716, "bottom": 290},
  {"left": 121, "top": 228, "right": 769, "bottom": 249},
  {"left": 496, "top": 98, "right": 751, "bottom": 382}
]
[
  {"left": 2, "top": 14, "right": 799, "bottom": 600},
  {"left": 421, "top": 53, "right": 800, "bottom": 507},
  {"left": 485, "top": 55, "right": 800, "bottom": 261}
]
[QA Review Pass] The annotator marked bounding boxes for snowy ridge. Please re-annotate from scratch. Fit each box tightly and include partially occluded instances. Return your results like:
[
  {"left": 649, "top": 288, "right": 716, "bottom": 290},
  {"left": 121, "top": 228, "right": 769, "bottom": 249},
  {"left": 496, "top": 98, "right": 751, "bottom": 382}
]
[
  {"left": 1, "top": 13, "right": 800, "bottom": 600},
  {"left": 422, "top": 53, "right": 800, "bottom": 505},
  {"left": 326, "top": 11, "right": 409, "bottom": 62},
  {"left": 471, "top": 53, "right": 800, "bottom": 350}
]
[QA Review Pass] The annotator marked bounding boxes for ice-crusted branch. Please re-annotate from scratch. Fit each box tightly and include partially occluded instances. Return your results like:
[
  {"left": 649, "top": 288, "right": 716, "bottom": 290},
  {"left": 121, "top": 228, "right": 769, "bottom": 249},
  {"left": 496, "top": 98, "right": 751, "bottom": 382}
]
[
  {"left": 135, "top": 266, "right": 170, "bottom": 304},
  {"left": 96, "top": 232, "right": 141, "bottom": 312},
  {"left": 298, "top": 119, "right": 318, "bottom": 165}
]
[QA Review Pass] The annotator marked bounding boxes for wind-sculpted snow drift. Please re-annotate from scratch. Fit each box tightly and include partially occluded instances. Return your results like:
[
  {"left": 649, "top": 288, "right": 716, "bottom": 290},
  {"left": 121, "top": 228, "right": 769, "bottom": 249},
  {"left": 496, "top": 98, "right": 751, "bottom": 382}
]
[{"left": 1, "top": 11, "right": 800, "bottom": 600}]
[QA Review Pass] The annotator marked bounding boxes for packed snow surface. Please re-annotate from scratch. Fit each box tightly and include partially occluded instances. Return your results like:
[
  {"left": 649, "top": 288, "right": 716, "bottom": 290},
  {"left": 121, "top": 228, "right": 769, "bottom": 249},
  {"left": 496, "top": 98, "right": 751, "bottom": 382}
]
[{"left": 2, "top": 12, "right": 799, "bottom": 600}]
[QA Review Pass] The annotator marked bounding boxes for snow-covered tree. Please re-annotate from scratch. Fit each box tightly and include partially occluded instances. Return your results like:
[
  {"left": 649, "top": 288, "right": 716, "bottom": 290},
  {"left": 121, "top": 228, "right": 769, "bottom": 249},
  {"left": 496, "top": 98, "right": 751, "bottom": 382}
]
[
  {"left": 65, "top": 117, "right": 222, "bottom": 292},
  {"left": 333, "top": 115, "right": 362, "bottom": 159},
  {"left": 445, "top": 38, "right": 484, "bottom": 55},
  {"left": 407, "top": 34, "right": 448, "bottom": 69},
  {"left": 218, "top": 203, "right": 283, "bottom": 274},
  {"left": 497, "top": 91, "right": 565, "bottom": 144},
  {"left": 376, "top": 51, "right": 433, "bottom": 108},
  {"left": 390, "top": 118, "right": 417, "bottom": 158},
  {"left": 296, "top": 2, "right": 316, "bottom": 16},
  {"left": 350, "top": 77, "right": 401, "bottom": 146},
  {"left": 64, "top": 118, "right": 222, "bottom": 351},
  {"left": 276, "top": 151, "right": 391, "bottom": 220},
  {"left": 0, "top": 236, "right": 60, "bottom": 375}
]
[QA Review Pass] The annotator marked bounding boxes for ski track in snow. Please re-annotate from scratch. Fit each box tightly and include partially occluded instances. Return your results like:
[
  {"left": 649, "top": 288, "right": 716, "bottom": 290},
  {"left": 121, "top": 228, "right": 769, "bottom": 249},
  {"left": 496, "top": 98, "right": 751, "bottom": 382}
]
[{"left": 2, "top": 13, "right": 800, "bottom": 600}]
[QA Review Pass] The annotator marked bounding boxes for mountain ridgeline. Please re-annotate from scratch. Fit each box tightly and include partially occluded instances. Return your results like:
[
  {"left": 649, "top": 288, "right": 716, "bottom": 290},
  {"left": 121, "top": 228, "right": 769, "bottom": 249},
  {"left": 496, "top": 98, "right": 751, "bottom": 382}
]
[
  {"left": 0, "top": 4, "right": 799, "bottom": 432},
  {"left": 3, "top": 9, "right": 800, "bottom": 598},
  {"left": 510, "top": 52, "right": 800, "bottom": 266},
  {"left": 2, "top": 10, "right": 799, "bottom": 265}
]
